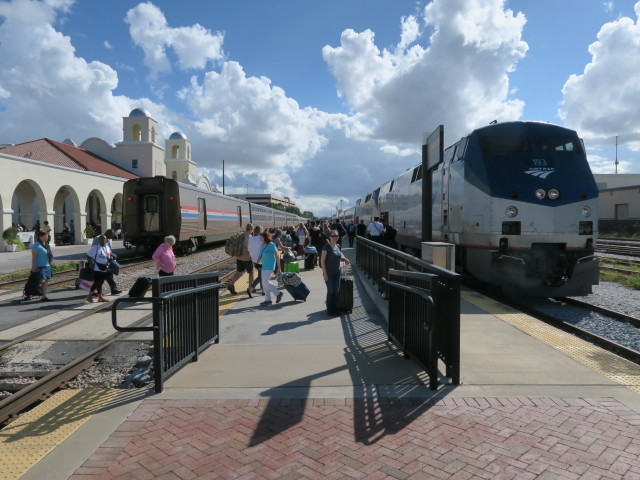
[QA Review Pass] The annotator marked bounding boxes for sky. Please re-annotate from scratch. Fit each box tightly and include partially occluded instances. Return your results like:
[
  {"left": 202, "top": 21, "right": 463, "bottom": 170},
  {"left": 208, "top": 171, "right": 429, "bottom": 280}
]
[{"left": 1, "top": 0, "right": 640, "bottom": 217}]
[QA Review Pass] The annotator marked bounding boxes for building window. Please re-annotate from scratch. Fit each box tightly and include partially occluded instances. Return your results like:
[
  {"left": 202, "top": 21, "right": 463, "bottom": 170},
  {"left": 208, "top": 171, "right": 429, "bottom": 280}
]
[
  {"left": 132, "top": 159, "right": 138, "bottom": 169},
  {"left": 151, "top": 126, "right": 156, "bottom": 143},
  {"left": 172, "top": 171, "right": 177, "bottom": 180},
  {"left": 132, "top": 124, "right": 141, "bottom": 141},
  {"left": 172, "top": 145, "right": 179, "bottom": 159}
]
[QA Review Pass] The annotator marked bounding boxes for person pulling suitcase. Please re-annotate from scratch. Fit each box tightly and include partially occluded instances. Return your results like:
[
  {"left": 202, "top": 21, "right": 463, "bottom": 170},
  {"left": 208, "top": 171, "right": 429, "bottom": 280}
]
[{"left": 320, "top": 229, "right": 350, "bottom": 316}]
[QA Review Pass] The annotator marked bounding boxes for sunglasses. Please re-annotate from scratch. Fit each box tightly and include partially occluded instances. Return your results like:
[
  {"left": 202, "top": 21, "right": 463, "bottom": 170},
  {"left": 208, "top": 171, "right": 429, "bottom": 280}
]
[{"left": 330, "top": 235, "right": 339, "bottom": 237}]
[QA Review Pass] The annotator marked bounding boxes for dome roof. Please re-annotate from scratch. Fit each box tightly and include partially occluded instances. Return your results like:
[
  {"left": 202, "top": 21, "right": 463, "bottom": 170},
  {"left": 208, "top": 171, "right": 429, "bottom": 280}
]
[
  {"left": 129, "top": 108, "right": 151, "bottom": 118},
  {"left": 169, "top": 132, "right": 188, "bottom": 140}
]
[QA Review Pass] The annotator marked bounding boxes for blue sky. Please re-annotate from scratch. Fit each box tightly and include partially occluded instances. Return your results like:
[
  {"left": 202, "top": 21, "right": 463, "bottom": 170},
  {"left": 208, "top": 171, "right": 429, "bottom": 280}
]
[{"left": 1, "top": 0, "right": 640, "bottom": 217}]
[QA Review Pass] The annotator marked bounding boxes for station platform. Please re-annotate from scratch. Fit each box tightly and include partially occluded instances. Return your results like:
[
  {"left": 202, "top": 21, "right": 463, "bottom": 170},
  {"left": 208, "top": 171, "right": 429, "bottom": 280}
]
[{"left": 3, "top": 247, "right": 640, "bottom": 480}]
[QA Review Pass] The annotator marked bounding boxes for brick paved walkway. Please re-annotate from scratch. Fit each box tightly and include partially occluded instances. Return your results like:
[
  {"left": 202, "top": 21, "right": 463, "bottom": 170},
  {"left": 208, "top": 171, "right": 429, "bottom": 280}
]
[{"left": 70, "top": 396, "right": 640, "bottom": 480}]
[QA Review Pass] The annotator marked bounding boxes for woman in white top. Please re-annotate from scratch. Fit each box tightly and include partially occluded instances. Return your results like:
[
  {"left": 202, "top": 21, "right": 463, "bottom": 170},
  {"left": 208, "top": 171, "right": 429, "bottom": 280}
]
[
  {"left": 296, "top": 223, "right": 309, "bottom": 256},
  {"left": 85, "top": 235, "right": 112, "bottom": 302}
]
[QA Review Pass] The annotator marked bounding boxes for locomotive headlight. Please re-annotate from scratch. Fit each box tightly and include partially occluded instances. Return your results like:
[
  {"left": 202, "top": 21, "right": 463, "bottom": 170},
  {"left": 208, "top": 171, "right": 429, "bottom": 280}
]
[
  {"left": 535, "top": 189, "right": 546, "bottom": 199},
  {"left": 581, "top": 206, "right": 591, "bottom": 217},
  {"left": 548, "top": 188, "right": 560, "bottom": 200},
  {"left": 505, "top": 206, "right": 518, "bottom": 218}
]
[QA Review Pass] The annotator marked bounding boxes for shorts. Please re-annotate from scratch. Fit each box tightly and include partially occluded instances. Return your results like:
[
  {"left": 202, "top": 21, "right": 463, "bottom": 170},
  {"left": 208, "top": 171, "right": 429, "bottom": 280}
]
[
  {"left": 236, "top": 259, "right": 254, "bottom": 273},
  {"left": 38, "top": 265, "right": 53, "bottom": 280}
]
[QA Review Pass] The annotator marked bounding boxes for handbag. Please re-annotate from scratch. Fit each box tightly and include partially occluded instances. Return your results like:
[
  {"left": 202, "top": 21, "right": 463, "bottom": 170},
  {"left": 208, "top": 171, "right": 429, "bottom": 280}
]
[
  {"left": 79, "top": 265, "right": 95, "bottom": 281},
  {"left": 107, "top": 259, "right": 120, "bottom": 276}
]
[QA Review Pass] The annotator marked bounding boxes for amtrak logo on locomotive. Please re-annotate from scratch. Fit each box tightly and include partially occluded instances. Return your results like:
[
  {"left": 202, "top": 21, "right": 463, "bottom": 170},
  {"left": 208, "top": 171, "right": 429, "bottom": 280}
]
[{"left": 525, "top": 158, "right": 554, "bottom": 179}]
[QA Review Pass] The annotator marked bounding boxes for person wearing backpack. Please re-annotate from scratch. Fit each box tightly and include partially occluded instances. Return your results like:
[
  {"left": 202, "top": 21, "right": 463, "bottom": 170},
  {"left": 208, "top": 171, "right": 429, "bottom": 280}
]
[
  {"left": 225, "top": 223, "right": 255, "bottom": 296},
  {"left": 346, "top": 220, "right": 356, "bottom": 248}
]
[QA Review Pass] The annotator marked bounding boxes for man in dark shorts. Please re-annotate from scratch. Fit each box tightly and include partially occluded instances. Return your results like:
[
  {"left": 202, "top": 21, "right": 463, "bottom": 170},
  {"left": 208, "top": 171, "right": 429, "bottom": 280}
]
[{"left": 226, "top": 223, "right": 255, "bottom": 296}]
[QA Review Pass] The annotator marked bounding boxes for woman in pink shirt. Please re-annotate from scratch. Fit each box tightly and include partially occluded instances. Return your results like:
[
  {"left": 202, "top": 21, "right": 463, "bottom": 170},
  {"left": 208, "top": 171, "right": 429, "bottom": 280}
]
[{"left": 152, "top": 235, "right": 177, "bottom": 276}]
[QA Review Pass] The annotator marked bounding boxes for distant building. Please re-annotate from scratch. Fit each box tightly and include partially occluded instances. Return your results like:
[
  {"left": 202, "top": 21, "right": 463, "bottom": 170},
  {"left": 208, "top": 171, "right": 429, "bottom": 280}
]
[
  {"left": 230, "top": 193, "right": 296, "bottom": 208},
  {"left": 594, "top": 174, "right": 640, "bottom": 235}
]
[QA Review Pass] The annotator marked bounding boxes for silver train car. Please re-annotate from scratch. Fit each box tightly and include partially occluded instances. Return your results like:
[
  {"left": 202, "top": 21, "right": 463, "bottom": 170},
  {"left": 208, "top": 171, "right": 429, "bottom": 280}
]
[
  {"left": 123, "top": 177, "right": 306, "bottom": 253},
  {"left": 355, "top": 121, "right": 599, "bottom": 296}
]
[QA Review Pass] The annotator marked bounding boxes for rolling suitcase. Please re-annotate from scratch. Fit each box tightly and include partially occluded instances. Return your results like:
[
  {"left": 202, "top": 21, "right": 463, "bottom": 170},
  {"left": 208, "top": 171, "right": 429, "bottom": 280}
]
[
  {"left": 304, "top": 246, "right": 318, "bottom": 270},
  {"left": 128, "top": 277, "right": 152, "bottom": 297},
  {"left": 284, "top": 281, "right": 310, "bottom": 302},
  {"left": 338, "top": 266, "right": 354, "bottom": 313}
]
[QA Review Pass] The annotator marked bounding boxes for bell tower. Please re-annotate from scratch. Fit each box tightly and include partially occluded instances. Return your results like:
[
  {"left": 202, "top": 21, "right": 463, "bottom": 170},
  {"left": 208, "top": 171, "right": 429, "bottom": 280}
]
[{"left": 165, "top": 132, "right": 197, "bottom": 183}]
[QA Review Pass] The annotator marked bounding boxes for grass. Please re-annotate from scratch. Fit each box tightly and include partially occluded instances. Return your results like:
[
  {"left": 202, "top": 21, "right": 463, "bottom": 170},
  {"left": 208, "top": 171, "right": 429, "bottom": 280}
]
[
  {"left": 600, "top": 264, "right": 640, "bottom": 290},
  {"left": 0, "top": 260, "right": 80, "bottom": 283}
]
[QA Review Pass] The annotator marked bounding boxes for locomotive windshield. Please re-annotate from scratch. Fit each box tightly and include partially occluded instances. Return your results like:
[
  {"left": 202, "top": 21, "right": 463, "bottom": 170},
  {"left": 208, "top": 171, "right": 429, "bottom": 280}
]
[
  {"left": 535, "top": 136, "right": 582, "bottom": 153},
  {"left": 481, "top": 136, "right": 531, "bottom": 155}
]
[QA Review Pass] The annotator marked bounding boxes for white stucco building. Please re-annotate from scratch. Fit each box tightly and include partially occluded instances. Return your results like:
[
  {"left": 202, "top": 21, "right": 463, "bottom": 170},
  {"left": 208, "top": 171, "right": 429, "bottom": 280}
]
[{"left": 0, "top": 108, "right": 211, "bottom": 248}]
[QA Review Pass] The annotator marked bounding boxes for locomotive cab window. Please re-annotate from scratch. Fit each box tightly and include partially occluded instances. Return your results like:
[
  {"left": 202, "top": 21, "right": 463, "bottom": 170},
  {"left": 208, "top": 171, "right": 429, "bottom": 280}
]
[
  {"left": 481, "top": 136, "right": 531, "bottom": 155},
  {"left": 535, "top": 136, "right": 582, "bottom": 153}
]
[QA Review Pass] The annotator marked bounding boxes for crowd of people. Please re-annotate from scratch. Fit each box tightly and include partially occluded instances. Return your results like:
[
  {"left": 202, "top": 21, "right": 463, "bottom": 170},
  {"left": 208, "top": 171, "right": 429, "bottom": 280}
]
[{"left": 21, "top": 214, "right": 398, "bottom": 314}]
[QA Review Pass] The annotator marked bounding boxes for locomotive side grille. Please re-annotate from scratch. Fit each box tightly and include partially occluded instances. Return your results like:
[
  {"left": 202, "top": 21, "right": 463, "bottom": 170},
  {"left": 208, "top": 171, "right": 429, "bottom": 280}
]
[
  {"left": 579, "top": 221, "right": 593, "bottom": 235},
  {"left": 502, "top": 221, "right": 521, "bottom": 235}
]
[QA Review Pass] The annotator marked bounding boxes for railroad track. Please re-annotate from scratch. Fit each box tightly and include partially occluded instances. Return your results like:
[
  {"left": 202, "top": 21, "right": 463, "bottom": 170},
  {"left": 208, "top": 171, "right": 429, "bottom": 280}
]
[
  {"left": 596, "top": 239, "right": 640, "bottom": 257},
  {"left": 0, "top": 256, "right": 153, "bottom": 292},
  {"left": 0, "top": 256, "right": 236, "bottom": 427},
  {"left": 480, "top": 289, "right": 640, "bottom": 366}
]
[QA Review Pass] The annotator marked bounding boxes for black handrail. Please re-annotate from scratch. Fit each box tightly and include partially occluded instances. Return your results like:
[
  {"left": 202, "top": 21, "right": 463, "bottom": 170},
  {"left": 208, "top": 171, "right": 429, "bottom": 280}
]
[{"left": 111, "top": 273, "right": 224, "bottom": 392}]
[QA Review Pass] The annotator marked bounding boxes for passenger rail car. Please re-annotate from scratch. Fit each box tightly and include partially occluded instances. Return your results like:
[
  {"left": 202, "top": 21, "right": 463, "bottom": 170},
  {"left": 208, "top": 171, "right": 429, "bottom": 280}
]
[
  {"left": 122, "top": 177, "right": 306, "bottom": 253},
  {"left": 356, "top": 121, "right": 599, "bottom": 296}
]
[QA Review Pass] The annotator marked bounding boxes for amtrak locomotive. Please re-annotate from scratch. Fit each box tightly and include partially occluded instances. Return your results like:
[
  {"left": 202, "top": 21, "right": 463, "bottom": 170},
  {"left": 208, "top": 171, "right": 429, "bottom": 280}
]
[
  {"left": 356, "top": 121, "right": 599, "bottom": 296},
  {"left": 122, "top": 177, "right": 306, "bottom": 253}
]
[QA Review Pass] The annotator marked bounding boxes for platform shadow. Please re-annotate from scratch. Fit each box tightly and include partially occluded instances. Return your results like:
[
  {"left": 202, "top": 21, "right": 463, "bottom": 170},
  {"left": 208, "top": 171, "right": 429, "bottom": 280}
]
[{"left": 248, "top": 271, "right": 446, "bottom": 447}]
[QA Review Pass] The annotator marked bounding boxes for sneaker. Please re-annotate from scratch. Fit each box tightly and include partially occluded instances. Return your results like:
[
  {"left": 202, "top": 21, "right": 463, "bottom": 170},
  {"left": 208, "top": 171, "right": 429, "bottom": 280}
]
[
  {"left": 227, "top": 284, "right": 237, "bottom": 295},
  {"left": 86, "top": 295, "right": 94, "bottom": 303},
  {"left": 97, "top": 296, "right": 110, "bottom": 302},
  {"left": 111, "top": 289, "right": 123, "bottom": 295},
  {"left": 40, "top": 297, "right": 52, "bottom": 302},
  {"left": 276, "top": 292, "right": 283, "bottom": 304},
  {"left": 259, "top": 301, "right": 272, "bottom": 306}
]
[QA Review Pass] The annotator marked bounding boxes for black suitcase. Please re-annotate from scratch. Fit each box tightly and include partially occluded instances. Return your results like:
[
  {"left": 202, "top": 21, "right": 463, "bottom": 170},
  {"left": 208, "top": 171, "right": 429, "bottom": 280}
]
[
  {"left": 23, "top": 271, "right": 42, "bottom": 299},
  {"left": 284, "top": 282, "right": 310, "bottom": 302},
  {"left": 338, "top": 270, "right": 354, "bottom": 313},
  {"left": 128, "top": 277, "right": 152, "bottom": 297},
  {"left": 304, "top": 253, "right": 316, "bottom": 270}
]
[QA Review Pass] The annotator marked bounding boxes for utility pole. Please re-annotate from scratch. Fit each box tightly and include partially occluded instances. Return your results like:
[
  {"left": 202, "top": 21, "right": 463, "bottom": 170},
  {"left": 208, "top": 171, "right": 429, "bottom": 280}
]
[{"left": 615, "top": 136, "right": 619, "bottom": 174}]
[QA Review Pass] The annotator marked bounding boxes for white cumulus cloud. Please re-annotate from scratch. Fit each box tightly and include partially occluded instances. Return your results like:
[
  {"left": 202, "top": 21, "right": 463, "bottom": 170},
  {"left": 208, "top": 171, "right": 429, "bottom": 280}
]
[
  {"left": 323, "top": 0, "right": 529, "bottom": 146},
  {"left": 125, "top": 2, "right": 225, "bottom": 78},
  {"left": 559, "top": 1, "right": 640, "bottom": 155}
]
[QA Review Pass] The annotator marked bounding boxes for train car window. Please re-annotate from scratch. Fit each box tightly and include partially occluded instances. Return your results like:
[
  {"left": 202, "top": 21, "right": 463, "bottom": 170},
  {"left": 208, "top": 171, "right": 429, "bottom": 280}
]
[
  {"left": 481, "top": 136, "right": 531, "bottom": 154},
  {"left": 535, "top": 136, "right": 581, "bottom": 153},
  {"left": 365, "top": 194, "right": 372, "bottom": 202},
  {"left": 145, "top": 196, "right": 158, "bottom": 213},
  {"left": 412, "top": 164, "right": 422, "bottom": 182},
  {"left": 389, "top": 180, "right": 395, "bottom": 191}
]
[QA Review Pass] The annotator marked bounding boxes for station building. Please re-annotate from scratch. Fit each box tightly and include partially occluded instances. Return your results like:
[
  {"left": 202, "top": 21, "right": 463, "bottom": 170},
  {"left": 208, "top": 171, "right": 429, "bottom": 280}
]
[
  {"left": 594, "top": 174, "right": 640, "bottom": 235},
  {"left": 0, "top": 108, "right": 212, "bottom": 249}
]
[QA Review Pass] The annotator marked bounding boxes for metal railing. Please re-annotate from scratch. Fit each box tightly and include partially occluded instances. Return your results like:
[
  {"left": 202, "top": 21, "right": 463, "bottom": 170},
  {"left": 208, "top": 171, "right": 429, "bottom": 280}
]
[
  {"left": 112, "top": 272, "right": 224, "bottom": 393},
  {"left": 356, "top": 237, "right": 460, "bottom": 389}
]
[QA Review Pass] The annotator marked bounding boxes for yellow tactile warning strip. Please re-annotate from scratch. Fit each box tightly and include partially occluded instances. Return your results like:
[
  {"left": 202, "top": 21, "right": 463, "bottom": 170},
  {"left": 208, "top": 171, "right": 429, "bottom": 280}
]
[
  {"left": 462, "top": 290, "right": 640, "bottom": 394},
  {"left": 219, "top": 274, "right": 250, "bottom": 316},
  {"left": 0, "top": 276, "right": 247, "bottom": 480},
  {"left": 0, "top": 389, "right": 121, "bottom": 480}
]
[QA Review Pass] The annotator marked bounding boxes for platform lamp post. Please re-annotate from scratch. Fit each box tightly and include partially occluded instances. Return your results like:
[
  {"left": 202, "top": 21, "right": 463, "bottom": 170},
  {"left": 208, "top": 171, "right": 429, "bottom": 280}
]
[
  {"left": 422, "top": 125, "right": 444, "bottom": 243},
  {"left": 222, "top": 159, "right": 225, "bottom": 194}
]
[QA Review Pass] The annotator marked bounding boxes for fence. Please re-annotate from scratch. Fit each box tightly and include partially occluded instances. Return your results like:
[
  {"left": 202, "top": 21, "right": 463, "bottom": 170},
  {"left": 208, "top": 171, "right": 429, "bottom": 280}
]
[
  {"left": 111, "top": 272, "right": 224, "bottom": 393},
  {"left": 356, "top": 237, "right": 460, "bottom": 389}
]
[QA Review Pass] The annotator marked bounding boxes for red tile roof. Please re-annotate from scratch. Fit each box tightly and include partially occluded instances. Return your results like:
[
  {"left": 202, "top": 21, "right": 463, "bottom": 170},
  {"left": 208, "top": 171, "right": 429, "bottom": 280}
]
[{"left": 0, "top": 138, "right": 139, "bottom": 179}]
